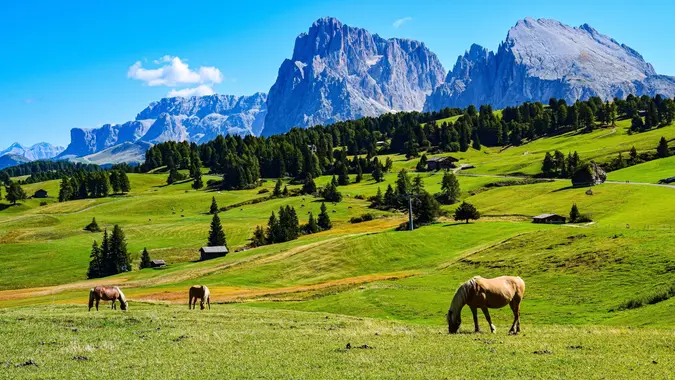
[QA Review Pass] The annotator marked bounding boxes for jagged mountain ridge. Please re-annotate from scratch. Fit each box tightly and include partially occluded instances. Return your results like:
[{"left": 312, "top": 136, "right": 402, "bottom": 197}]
[
  {"left": 0, "top": 142, "right": 65, "bottom": 161},
  {"left": 424, "top": 17, "right": 675, "bottom": 111},
  {"left": 262, "top": 17, "right": 446, "bottom": 136},
  {"left": 57, "top": 93, "right": 267, "bottom": 159}
]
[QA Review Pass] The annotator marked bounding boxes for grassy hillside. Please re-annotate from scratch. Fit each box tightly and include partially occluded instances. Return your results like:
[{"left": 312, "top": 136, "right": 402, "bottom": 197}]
[{"left": 2, "top": 119, "right": 675, "bottom": 377}]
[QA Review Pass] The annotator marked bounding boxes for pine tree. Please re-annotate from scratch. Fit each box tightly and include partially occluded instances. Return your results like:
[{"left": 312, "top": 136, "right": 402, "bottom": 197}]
[
  {"left": 192, "top": 170, "right": 204, "bottom": 190},
  {"left": 210, "top": 196, "right": 219, "bottom": 214},
  {"left": 110, "top": 171, "right": 121, "bottom": 194},
  {"left": 58, "top": 177, "right": 73, "bottom": 202},
  {"left": 569, "top": 203, "right": 581, "bottom": 223},
  {"left": 321, "top": 181, "right": 342, "bottom": 202},
  {"left": 282, "top": 185, "right": 289, "bottom": 196},
  {"left": 273, "top": 179, "right": 283, "bottom": 197},
  {"left": 252, "top": 225, "right": 266, "bottom": 247},
  {"left": 631, "top": 115, "right": 644, "bottom": 132},
  {"left": 337, "top": 163, "right": 350, "bottom": 186},
  {"left": 87, "top": 240, "right": 103, "bottom": 279},
  {"left": 265, "top": 212, "right": 280, "bottom": 244},
  {"left": 416, "top": 154, "right": 428, "bottom": 172},
  {"left": 454, "top": 202, "right": 480, "bottom": 224},
  {"left": 317, "top": 202, "right": 332, "bottom": 230},
  {"left": 5, "top": 182, "right": 26, "bottom": 205},
  {"left": 440, "top": 171, "right": 461, "bottom": 204},
  {"left": 372, "top": 163, "right": 384, "bottom": 182},
  {"left": 542, "top": 152, "right": 556, "bottom": 177},
  {"left": 384, "top": 184, "right": 397, "bottom": 208},
  {"left": 412, "top": 175, "right": 424, "bottom": 194},
  {"left": 413, "top": 191, "right": 441, "bottom": 226},
  {"left": 305, "top": 212, "right": 320, "bottom": 234},
  {"left": 109, "top": 225, "right": 130, "bottom": 273},
  {"left": 302, "top": 174, "right": 317, "bottom": 195},
  {"left": 355, "top": 163, "right": 363, "bottom": 183},
  {"left": 385, "top": 158, "right": 394, "bottom": 172},
  {"left": 471, "top": 133, "right": 481, "bottom": 150},
  {"left": 207, "top": 213, "right": 227, "bottom": 247},
  {"left": 101, "top": 229, "right": 112, "bottom": 276},
  {"left": 119, "top": 171, "right": 131, "bottom": 193},
  {"left": 370, "top": 187, "right": 384, "bottom": 208},
  {"left": 629, "top": 146, "right": 639, "bottom": 164},
  {"left": 657, "top": 137, "right": 670, "bottom": 158},
  {"left": 139, "top": 248, "right": 152, "bottom": 269},
  {"left": 84, "top": 217, "right": 101, "bottom": 232}
]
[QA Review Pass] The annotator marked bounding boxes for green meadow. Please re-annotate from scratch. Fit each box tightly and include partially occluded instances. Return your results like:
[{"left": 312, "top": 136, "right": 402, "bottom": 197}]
[{"left": 1, "top": 120, "right": 675, "bottom": 378}]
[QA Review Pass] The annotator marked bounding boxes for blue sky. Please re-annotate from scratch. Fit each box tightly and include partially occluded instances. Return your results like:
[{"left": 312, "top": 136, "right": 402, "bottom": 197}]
[{"left": 1, "top": 0, "right": 674, "bottom": 148}]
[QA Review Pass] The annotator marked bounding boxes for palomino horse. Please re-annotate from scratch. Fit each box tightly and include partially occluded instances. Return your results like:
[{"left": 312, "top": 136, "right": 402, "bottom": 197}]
[
  {"left": 189, "top": 285, "right": 211, "bottom": 310},
  {"left": 88, "top": 286, "right": 128, "bottom": 311},
  {"left": 447, "top": 276, "right": 525, "bottom": 335}
]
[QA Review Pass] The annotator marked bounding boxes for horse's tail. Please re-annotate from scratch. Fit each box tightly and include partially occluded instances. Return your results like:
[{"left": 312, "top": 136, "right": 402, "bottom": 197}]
[
  {"left": 115, "top": 287, "right": 128, "bottom": 310},
  {"left": 88, "top": 288, "right": 95, "bottom": 311}
]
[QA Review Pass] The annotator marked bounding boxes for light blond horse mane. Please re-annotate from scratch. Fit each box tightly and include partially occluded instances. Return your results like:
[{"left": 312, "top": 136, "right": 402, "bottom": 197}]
[{"left": 115, "top": 287, "right": 128, "bottom": 310}]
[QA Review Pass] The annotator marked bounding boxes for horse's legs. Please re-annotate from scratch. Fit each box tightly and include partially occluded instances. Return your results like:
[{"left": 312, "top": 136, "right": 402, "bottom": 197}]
[
  {"left": 481, "top": 307, "right": 496, "bottom": 333},
  {"left": 111, "top": 299, "right": 116, "bottom": 310},
  {"left": 509, "top": 298, "right": 521, "bottom": 335},
  {"left": 207, "top": 296, "right": 210, "bottom": 310},
  {"left": 470, "top": 306, "right": 480, "bottom": 332},
  {"left": 95, "top": 299, "right": 100, "bottom": 311}
]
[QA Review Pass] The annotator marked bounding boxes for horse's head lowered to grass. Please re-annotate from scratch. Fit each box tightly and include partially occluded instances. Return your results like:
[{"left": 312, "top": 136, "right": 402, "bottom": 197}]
[{"left": 447, "top": 278, "right": 475, "bottom": 334}]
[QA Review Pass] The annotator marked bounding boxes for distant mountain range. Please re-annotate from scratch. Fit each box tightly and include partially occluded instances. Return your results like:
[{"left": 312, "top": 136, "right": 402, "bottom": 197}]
[
  {"left": 0, "top": 142, "right": 64, "bottom": 169},
  {"left": 4, "top": 17, "right": 674, "bottom": 168}
]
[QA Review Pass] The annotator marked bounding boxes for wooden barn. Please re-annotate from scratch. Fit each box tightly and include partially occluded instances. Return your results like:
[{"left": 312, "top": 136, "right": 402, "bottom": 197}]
[
  {"left": 427, "top": 156, "right": 459, "bottom": 171},
  {"left": 532, "top": 213, "right": 566, "bottom": 224},
  {"left": 200, "top": 246, "right": 229, "bottom": 261},
  {"left": 33, "top": 189, "right": 48, "bottom": 198},
  {"left": 150, "top": 259, "right": 167, "bottom": 268}
]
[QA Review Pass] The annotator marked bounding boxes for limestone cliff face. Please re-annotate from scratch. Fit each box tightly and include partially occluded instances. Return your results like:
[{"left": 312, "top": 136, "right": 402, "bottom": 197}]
[
  {"left": 263, "top": 17, "right": 446, "bottom": 136},
  {"left": 425, "top": 18, "right": 675, "bottom": 111}
]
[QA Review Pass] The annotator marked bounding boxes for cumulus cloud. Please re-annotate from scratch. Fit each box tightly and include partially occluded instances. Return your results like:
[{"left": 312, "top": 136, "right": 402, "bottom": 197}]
[
  {"left": 127, "top": 56, "right": 223, "bottom": 87},
  {"left": 167, "top": 85, "right": 216, "bottom": 98},
  {"left": 393, "top": 17, "right": 412, "bottom": 28}
]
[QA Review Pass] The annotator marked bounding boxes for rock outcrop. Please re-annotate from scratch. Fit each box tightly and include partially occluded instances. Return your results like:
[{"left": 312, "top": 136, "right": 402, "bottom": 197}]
[
  {"left": 425, "top": 18, "right": 675, "bottom": 111},
  {"left": 263, "top": 17, "right": 446, "bottom": 136}
]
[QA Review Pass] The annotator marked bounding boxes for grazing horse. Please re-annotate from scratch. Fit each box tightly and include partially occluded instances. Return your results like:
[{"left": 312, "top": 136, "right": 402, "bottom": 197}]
[
  {"left": 88, "top": 286, "right": 128, "bottom": 311},
  {"left": 447, "top": 276, "right": 525, "bottom": 335},
  {"left": 189, "top": 285, "right": 211, "bottom": 310}
]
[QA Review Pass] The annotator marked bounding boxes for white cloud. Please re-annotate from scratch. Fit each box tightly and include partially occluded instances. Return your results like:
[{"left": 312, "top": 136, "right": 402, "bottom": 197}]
[
  {"left": 393, "top": 17, "right": 412, "bottom": 29},
  {"left": 127, "top": 56, "right": 223, "bottom": 87},
  {"left": 167, "top": 85, "right": 216, "bottom": 98}
]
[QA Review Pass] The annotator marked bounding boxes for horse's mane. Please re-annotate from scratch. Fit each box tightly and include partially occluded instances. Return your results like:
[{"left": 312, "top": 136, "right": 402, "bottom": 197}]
[
  {"left": 115, "top": 287, "right": 127, "bottom": 304},
  {"left": 450, "top": 277, "right": 478, "bottom": 315}
]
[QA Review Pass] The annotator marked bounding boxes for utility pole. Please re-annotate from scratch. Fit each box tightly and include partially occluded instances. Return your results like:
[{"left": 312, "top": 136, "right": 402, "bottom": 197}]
[{"left": 406, "top": 192, "right": 414, "bottom": 231}]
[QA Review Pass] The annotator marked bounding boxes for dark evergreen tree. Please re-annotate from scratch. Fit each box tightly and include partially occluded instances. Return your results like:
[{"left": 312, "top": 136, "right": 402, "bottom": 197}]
[
  {"left": 569, "top": 203, "right": 581, "bottom": 223},
  {"left": 139, "top": 248, "right": 152, "bottom": 269},
  {"left": 265, "top": 212, "right": 280, "bottom": 244},
  {"left": 355, "top": 162, "right": 363, "bottom": 183},
  {"left": 302, "top": 174, "right": 317, "bottom": 195},
  {"left": 631, "top": 115, "right": 644, "bottom": 132},
  {"left": 337, "top": 162, "right": 350, "bottom": 186},
  {"left": 657, "top": 137, "right": 670, "bottom": 158},
  {"left": 210, "top": 196, "right": 219, "bottom": 214},
  {"left": 454, "top": 202, "right": 480, "bottom": 224},
  {"left": 5, "top": 182, "right": 26, "bottom": 205},
  {"left": 87, "top": 240, "right": 102, "bottom": 279},
  {"left": 440, "top": 171, "right": 461, "bottom": 204},
  {"left": 273, "top": 179, "right": 283, "bottom": 197},
  {"left": 629, "top": 146, "right": 639, "bottom": 164},
  {"left": 282, "top": 185, "right": 289, "bottom": 197},
  {"left": 384, "top": 184, "right": 397, "bottom": 208},
  {"left": 84, "top": 217, "right": 101, "bottom": 232},
  {"left": 207, "top": 213, "right": 227, "bottom": 247},
  {"left": 317, "top": 202, "right": 332, "bottom": 230},
  {"left": 58, "top": 177, "right": 73, "bottom": 202},
  {"left": 321, "top": 180, "right": 342, "bottom": 202},
  {"left": 192, "top": 169, "right": 204, "bottom": 190},
  {"left": 305, "top": 212, "right": 320, "bottom": 234},
  {"left": 109, "top": 224, "right": 131, "bottom": 273},
  {"left": 370, "top": 187, "right": 384, "bottom": 208},
  {"left": 416, "top": 154, "right": 428, "bottom": 172},
  {"left": 372, "top": 163, "right": 384, "bottom": 182},
  {"left": 252, "top": 225, "right": 266, "bottom": 247},
  {"left": 542, "top": 152, "right": 556, "bottom": 177},
  {"left": 413, "top": 191, "right": 441, "bottom": 226}
]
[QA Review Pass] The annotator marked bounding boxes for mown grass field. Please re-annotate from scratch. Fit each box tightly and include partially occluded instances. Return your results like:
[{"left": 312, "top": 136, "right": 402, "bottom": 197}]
[{"left": 2, "top": 120, "right": 675, "bottom": 378}]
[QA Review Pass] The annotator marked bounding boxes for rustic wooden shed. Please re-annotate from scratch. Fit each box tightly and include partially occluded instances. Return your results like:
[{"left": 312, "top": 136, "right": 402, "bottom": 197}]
[
  {"left": 532, "top": 213, "right": 566, "bottom": 224},
  {"left": 426, "top": 156, "right": 459, "bottom": 171},
  {"left": 200, "top": 246, "right": 229, "bottom": 261}
]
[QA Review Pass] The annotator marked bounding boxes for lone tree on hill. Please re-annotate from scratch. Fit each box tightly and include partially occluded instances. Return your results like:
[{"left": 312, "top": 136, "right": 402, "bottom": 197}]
[
  {"left": 139, "top": 248, "right": 152, "bottom": 269},
  {"left": 657, "top": 137, "right": 670, "bottom": 158},
  {"left": 208, "top": 213, "right": 227, "bottom": 247},
  {"left": 439, "top": 171, "right": 461, "bottom": 204},
  {"left": 569, "top": 203, "right": 581, "bottom": 223},
  {"left": 317, "top": 202, "right": 332, "bottom": 230},
  {"left": 84, "top": 217, "right": 101, "bottom": 232},
  {"left": 210, "top": 196, "right": 219, "bottom": 214},
  {"left": 454, "top": 202, "right": 480, "bottom": 224},
  {"left": 5, "top": 182, "right": 27, "bottom": 205},
  {"left": 192, "top": 169, "right": 204, "bottom": 190}
]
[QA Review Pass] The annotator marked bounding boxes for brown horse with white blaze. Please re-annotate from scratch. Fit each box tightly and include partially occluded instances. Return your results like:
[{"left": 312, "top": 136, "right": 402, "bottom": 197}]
[
  {"left": 447, "top": 276, "right": 525, "bottom": 335},
  {"left": 189, "top": 285, "right": 211, "bottom": 310},
  {"left": 88, "top": 286, "right": 128, "bottom": 311}
]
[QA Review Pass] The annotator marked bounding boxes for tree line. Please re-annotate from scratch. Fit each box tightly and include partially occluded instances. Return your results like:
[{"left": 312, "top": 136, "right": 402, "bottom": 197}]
[
  {"left": 59, "top": 170, "right": 130, "bottom": 202},
  {"left": 87, "top": 225, "right": 132, "bottom": 279}
]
